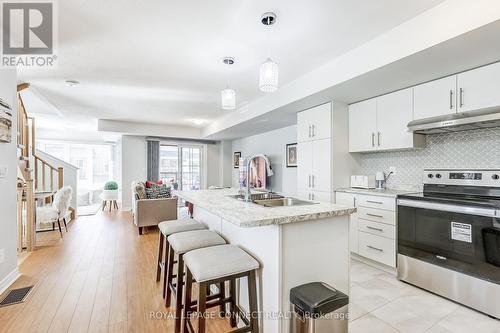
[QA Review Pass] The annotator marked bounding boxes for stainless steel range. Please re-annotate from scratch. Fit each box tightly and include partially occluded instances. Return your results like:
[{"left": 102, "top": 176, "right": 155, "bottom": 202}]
[{"left": 397, "top": 169, "right": 500, "bottom": 318}]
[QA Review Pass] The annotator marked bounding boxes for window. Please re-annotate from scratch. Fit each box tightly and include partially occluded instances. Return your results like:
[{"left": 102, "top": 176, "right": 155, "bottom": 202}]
[
  {"left": 37, "top": 140, "right": 114, "bottom": 190},
  {"left": 159, "top": 144, "right": 203, "bottom": 190}
]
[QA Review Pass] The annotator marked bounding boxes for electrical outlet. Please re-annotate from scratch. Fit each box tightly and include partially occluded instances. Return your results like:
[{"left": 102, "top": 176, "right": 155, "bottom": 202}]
[
  {"left": 0, "top": 165, "right": 7, "bottom": 178},
  {"left": 389, "top": 166, "right": 396, "bottom": 174},
  {"left": 0, "top": 249, "right": 5, "bottom": 264}
]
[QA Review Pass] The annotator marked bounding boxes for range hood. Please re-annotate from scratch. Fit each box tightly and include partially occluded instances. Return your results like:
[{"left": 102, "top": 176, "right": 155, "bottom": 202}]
[{"left": 407, "top": 108, "right": 500, "bottom": 134}]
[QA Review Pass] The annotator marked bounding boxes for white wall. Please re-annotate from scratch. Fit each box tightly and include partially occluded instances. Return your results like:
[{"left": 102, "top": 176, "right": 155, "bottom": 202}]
[
  {"left": 0, "top": 69, "right": 19, "bottom": 291},
  {"left": 231, "top": 125, "right": 297, "bottom": 196},
  {"left": 121, "top": 135, "right": 147, "bottom": 210}
]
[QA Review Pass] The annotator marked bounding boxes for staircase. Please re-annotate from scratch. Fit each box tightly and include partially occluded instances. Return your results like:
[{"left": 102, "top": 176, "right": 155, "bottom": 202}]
[{"left": 17, "top": 83, "right": 70, "bottom": 252}]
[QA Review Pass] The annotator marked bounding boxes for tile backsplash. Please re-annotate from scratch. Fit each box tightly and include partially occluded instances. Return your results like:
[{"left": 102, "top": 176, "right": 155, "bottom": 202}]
[{"left": 359, "top": 128, "right": 500, "bottom": 191}]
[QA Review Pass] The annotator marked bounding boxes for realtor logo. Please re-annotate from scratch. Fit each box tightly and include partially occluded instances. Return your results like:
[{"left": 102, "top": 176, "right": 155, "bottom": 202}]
[{"left": 1, "top": 1, "right": 57, "bottom": 67}]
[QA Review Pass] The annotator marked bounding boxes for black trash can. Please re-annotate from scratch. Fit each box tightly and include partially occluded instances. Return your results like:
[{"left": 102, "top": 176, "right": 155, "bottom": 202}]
[{"left": 290, "top": 282, "right": 348, "bottom": 333}]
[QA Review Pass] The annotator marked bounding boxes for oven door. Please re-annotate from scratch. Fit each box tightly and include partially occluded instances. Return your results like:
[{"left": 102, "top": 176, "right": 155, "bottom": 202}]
[{"left": 397, "top": 199, "right": 500, "bottom": 284}]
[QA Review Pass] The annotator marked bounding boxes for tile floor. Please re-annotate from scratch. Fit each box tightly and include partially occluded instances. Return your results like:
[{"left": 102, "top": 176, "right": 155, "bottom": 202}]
[{"left": 349, "top": 259, "right": 500, "bottom": 333}]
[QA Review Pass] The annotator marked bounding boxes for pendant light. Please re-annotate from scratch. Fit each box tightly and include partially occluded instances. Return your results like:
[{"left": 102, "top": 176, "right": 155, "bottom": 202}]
[
  {"left": 259, "top": 12, "right": 278, "bottom": 93},
  {"left": 221, "top": 57, "right": 236, "bottom": 110}
]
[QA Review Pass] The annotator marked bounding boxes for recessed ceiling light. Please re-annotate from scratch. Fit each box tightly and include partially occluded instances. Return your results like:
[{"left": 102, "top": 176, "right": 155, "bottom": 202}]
[{"left": 65, "top": 80, "right": 80, "bottom": 87}]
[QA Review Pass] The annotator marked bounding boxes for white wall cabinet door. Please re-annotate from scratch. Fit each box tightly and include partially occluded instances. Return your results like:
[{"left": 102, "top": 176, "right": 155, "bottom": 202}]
[
  {"left": 335, "top": 192, "right": 358, "bottom": 254},
  {"left": 297, "top": 141, "right": 313, "bottom": 191},
  {"left": 457, "top": 62, "right": 500, "bottom": 113},
  {"left": 297, "top": 110, "right": 314, "bottom": 143},
  {"left": 414, "top": 76, "right": 456, "bottom": 120},
  {"left": 349, "top": 99, "right": 377, "bottom": 152},
  {"left": 309, "top": 103, "right": 332, "bottom": 141},
  {"left": 376, "top": 88, "right": 414, "bottom": 150},
  {"left": 312, "top": 139, "right": 331, "bottom": 192}
]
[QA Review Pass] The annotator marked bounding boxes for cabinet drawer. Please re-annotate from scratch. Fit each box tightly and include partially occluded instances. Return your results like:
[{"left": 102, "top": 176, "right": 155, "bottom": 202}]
[
  {"left": 358, "top": 195, "right": 395, "bottom": 211},
  {"left": 358, "top": 231, "right": 396, "bottom": 267},
  {"left": 358, "top": 206, "right": 395, "bottom": 225},
  {"left": 358, "top": 219, "right": 395, "bottom": 239}
]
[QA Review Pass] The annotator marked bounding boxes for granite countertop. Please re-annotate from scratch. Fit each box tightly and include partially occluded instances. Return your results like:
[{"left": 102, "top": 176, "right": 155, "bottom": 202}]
[
  {"left": 335, "top": 187, "right": 418, "bottom": 198},
  {"left": 174, "top": 188, "right": 356, "bottom": 228}
]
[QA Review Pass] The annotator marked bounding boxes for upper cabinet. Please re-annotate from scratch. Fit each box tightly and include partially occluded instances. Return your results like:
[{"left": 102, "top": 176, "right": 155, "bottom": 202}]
[
  {"left": 349, "top": 88, "right": 424, "bottom": 152},
  {"left": 457, "top": 62, "right": 500, "bottom": 113},
  {"left": 348, "top": 99, "right": 377, "bottom": 152},
  {"left": 297, "top": 103, "right": 332, "bottom": 143},
  {"left": 414, "top": 76, "right": 457, "bottom": 119}
]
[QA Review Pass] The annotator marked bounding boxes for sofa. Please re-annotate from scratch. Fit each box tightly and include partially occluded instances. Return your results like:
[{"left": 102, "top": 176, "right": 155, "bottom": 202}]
[{"left": 131, "top": 181, "right": 178, "bottom": 235}]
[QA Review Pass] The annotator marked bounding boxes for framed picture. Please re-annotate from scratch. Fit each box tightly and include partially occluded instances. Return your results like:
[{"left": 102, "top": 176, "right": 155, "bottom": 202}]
[
  {"left": 233, "top": 152, "right": 241, "bottom": 168},
  {"left": 286, "top": 143, "right": 297, "bottom": 167},
  {"left": 0, "top": 100, "right": 13, "bottom": 143}
]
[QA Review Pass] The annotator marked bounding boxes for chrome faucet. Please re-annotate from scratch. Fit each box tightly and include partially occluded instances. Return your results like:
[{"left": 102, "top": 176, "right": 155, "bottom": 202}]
[{"left": 244, "top": 154, "right": 268, "bottom": 202}]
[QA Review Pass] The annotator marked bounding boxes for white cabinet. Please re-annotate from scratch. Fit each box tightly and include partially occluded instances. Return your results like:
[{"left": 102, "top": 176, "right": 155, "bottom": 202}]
[
  {"left": 348, "top": 99, "right": 377, "bottom": 152},
  {"left": 377, "top": 88, "right": 418, "bottom": 150},
  {"left": 311, "top": 139, "right": 331, "bottom": 192},
  {"left": 414, "top": 76, "right": 457, "bottom": 120},
  {"left": 297, "top": 139, "right": 331, "bottom": 195},
  {"left": 349, "top": 88, "right": 424, "bottom": 152},
  {"left": 297, "top": 141, "right": 313, "bottom": 191},
  {"left": 336, "top": 192, "right": 397, "bottom": 267},
  {"left": 457, "top": 62, "right": 500, "bottom": 113},
  {"left": 335, "top": 192, "right": 358, "bottom": 254},
  {"left": 298, "top": 103, "right": 332, "bottom": 143}
]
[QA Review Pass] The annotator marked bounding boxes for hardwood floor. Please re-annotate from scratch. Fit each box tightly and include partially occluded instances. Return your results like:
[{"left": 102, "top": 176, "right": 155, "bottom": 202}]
[{"left": 0, "top": 211, "right": 231, "bottom": 333}]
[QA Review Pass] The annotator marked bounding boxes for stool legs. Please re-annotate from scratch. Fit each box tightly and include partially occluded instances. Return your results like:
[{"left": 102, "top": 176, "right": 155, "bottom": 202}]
[
  {"left": 229, "top": 278, "right": 237, "bottom": 328},
  {"left": 218, "top": 282, "right": 226, "bottom": 317},
  {"left": 156, "top": 232, "right": 164, "bottom": 282},
  {"left": 175, "top": 254, "right": 185, "bottom": 333},
  {"left": 197, "top": 281, "right": 207, "bottom": 333},
  {"left": 248, "top": 271, "right": 259, "bottom": 333},
  {"left": 165, "top": 244, "right": 175, "bottom": 305}
]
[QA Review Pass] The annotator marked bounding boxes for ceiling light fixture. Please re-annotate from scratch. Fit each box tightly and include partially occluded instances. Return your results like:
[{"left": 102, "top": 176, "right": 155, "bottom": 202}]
[
  {"left": 221, "top": 57, "right": 236, "bottom": 110},
  {"left": 65, "top": 80, "right": 80, "bottom": 87},
  {"left": 259, "top": 12, "right": 278, "bottom": 93}
]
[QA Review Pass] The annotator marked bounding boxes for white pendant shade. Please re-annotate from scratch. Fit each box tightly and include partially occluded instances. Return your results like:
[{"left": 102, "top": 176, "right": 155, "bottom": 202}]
[
  {"left": 259, "top": 58, "right": 279, "bottom": 92},
  {"left": 221, "top": 87, "right": 236, "bottom": 110}
]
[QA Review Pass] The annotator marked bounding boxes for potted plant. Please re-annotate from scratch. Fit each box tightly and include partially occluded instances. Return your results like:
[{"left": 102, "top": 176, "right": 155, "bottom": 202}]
[{"left": 101, "top": 181, "right": 119, "bottom": 202}]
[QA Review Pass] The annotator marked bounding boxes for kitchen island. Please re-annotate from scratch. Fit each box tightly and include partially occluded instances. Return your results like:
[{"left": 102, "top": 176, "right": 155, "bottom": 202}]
[{"left": 175, "top": 189, "right": 356, "bottom": 333}]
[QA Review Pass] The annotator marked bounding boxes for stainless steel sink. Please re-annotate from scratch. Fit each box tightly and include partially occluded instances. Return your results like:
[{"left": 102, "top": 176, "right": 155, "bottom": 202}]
[
  {"left": 253, "top": 197, "right": 317, "bottom": 207},
  {"left": 227, "top": 193, "right": 284, "bottom": 201}
]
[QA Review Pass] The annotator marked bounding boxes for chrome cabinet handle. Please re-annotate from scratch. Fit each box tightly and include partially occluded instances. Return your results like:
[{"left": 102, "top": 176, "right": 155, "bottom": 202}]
[
  {"left": 366, "top": 200, "right": 383, "bottom": 204},
  {"left": 308, "top": 125, "right": 311, "bottom": 138},
  {"left": 312, "top": 175, "right": 315, "bottom": 188},
  {"left": 312, "top": 193, "right": 315, "bottom": 200},
  {"left": 371, "top": 133, "right": 375, "bottom": 147},
  {"left": 449, "top": 90, "right": 454, "bottom": 109},
  {"left": 366, "top": 226, "right": 383, "bottom": 232},
  {"left": 367, "top": 213, "right": 384, "bottom": 218},
  {"left": 459, "top": 88, "right": 464, "bottom": 107},
  {"left": 308, "top": 175, "right": 311, "bottom": 188},
  {"left": 312, "top": 124, "right": 315, "bottom": 137},
  {"left": 367, "top": 245, "right": 383, "bottom": 252},
  {"left": 377, "top": 132, "right": 381, "bottom": 147},
  {"left": 353, "top": 197, "right": 356, "bottom": 207}
]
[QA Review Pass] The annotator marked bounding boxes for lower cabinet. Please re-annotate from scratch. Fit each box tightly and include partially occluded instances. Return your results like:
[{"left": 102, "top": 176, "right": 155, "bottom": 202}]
[
  {"left": 297, "top": 190, "right": 331, "bottom": 203},
  {"left": 335, "top": 191, "right": 397, "bottom": 267}
]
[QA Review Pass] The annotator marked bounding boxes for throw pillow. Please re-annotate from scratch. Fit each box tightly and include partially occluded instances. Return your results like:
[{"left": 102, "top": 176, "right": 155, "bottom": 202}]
[
  {"left": 146, "top": 184, "right": 171, "bottom": 199},
  {"left": 132, "top": 181, "right": 147, "bottom": 199},
  {"left": 146, "top": 180, "right": 162, "bottom": 188}
]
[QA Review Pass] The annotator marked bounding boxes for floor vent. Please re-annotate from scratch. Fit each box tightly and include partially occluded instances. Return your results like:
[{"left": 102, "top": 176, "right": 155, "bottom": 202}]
[{"left": 0, "top": 286, "right": 34, "bottom": 307}]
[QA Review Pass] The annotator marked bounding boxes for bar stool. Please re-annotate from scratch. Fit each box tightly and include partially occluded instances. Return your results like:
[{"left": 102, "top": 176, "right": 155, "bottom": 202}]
[
  {"left": 156, "top": 219, "right": 207, "bottom": 297},
  {"left": 182, "top": 244, "right": 260, "bottom": 333},
  {"left": 167, "top": 230, "right": 227, "bottom": 333}
]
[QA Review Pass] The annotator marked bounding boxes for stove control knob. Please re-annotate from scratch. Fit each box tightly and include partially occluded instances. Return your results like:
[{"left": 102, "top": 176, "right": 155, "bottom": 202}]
[
  {"left": 492, "top": 174, "right": 500, "bottom": 180},
  {"left": 435, "top": 174, "right": 442, "bottom": 179},
  {"left": 427, "top": 173, "right": 434, "bottom": 178}
]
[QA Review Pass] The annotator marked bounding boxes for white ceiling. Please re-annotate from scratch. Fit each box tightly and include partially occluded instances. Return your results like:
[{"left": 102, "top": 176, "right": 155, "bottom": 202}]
[{"left": 18, "top": 0, "right": 444, "bottom": 138}]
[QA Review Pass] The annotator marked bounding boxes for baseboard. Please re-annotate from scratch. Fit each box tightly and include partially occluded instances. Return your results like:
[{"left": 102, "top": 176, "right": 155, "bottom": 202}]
[
  {"left": 0, "top": 268, "right": 21, "bottom": 295},
  {"left": 351, "top": 253, "right": 397, "bottom": 276}
]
